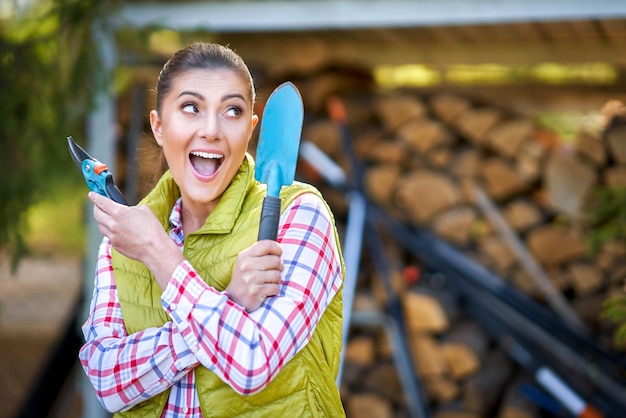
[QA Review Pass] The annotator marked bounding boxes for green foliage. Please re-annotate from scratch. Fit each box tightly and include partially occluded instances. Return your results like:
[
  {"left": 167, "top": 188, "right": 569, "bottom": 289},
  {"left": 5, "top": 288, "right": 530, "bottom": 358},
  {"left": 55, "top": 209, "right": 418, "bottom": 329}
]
[
  {"left": 586, "top": 185, "right": 626, "bottom": 348},
  {"left": 0, "top": 0, "right": 110, "bottom": 268},
  {"left": 24, "top": 178, "right": 86, "bottom": 257},
  {"left": 586, "top": 186, "right": 626, "bottom": 255},
  {"left": 601, "top": 296, "right": 626, "bottom": 351}
]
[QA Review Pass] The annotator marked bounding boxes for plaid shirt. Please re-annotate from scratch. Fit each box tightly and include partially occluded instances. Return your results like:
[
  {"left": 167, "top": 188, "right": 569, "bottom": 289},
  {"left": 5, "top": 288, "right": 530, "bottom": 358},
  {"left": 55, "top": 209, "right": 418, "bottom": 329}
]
[{"left": 79, "top": 193, "right": 343, "bottom": 417}]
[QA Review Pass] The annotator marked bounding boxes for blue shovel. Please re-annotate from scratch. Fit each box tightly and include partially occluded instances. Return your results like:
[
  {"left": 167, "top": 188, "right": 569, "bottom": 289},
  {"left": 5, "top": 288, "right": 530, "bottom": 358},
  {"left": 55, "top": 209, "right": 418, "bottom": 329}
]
[{"left": 255, "top": 81, "right": 304, "bottom": 241}]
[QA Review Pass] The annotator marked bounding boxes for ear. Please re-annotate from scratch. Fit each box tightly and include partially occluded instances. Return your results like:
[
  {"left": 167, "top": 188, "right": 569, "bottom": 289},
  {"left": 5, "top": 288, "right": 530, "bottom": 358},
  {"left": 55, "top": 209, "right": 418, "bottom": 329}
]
[
  {"left": 251, "top": 113, "right": 259, "bottom": 131},
  {"left": 150, "top": 110, "right": 163, "bottom": 146}
]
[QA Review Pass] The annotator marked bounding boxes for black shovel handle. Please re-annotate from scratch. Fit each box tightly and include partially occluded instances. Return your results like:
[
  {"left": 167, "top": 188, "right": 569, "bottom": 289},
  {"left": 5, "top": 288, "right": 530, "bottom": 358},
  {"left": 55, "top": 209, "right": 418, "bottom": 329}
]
[{"left": 258, "top": 195, "right": 281, "bottom": 241}]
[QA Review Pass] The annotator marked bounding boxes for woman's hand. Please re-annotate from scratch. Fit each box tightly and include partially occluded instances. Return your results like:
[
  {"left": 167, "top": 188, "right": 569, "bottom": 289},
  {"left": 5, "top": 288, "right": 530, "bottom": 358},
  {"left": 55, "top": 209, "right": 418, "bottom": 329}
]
[
  {"left": 227, "top": 240, "right": 284, "bottom": 312},
  {"left": 89, "top": 192, "right": 183, "bottom": 290}
]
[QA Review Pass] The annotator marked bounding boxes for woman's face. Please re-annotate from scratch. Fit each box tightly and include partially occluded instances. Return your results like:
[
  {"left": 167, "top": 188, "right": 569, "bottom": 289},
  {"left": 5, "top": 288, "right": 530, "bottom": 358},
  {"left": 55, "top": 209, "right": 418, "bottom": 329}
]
[{"left": 150, "top": 68, "right": 258, "bottom": 217}]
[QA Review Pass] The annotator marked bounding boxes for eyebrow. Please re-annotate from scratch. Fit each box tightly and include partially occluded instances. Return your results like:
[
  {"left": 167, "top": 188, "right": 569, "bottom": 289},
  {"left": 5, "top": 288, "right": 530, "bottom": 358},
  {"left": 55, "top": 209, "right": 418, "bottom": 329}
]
[{"left": 177, "top": 91, "right": 246, "bottom": 103}]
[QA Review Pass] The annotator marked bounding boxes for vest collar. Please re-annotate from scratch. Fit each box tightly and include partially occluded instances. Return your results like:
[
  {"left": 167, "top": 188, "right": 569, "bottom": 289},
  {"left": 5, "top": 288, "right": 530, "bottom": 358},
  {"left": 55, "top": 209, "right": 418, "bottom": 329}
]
[{"left": 143, "top": 153, "right": 258, "bottom": 235}]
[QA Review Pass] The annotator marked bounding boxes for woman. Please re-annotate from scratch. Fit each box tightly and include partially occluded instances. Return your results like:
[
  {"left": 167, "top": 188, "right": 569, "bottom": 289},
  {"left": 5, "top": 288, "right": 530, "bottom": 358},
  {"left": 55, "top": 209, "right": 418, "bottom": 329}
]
[{"left": 79, "top": 42, "right": 345, "bottom": 417}]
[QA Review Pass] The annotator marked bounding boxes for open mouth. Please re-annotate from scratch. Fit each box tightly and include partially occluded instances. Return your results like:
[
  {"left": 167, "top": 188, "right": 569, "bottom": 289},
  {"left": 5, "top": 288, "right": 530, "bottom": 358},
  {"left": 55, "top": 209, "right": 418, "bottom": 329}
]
[{"left": 190, "top": 151, "right": 223, "bottom": 177}]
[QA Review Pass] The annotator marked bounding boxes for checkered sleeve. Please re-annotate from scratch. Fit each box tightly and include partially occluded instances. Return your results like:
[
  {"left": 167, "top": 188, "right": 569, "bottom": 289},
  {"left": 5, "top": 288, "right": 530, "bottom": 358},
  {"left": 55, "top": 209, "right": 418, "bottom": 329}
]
[
  {"left": 78, "top": 238, "right": 201, "bottom": 413},
  {"left": 162, "top": 192, "right": 343, "bottom": 395}
]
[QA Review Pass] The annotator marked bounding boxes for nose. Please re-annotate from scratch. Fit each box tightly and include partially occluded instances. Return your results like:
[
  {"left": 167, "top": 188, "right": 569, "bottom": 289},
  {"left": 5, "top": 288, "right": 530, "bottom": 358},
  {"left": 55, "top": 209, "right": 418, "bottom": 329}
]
[{"left": 199, "top": 112, "right": 222, "bottom": 141}]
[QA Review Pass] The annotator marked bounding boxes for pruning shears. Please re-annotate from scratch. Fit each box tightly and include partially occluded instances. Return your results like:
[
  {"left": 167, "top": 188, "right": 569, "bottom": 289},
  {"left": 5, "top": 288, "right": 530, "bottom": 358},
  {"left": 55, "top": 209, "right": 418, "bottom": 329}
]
[{"left": 67, "top": 136, "right": 128, "bottom": 205}]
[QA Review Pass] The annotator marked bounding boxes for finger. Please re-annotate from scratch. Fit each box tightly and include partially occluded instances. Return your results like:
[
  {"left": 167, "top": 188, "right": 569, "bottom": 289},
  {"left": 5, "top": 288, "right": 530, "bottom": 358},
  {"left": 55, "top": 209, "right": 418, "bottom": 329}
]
[
  {"left": 251, "top": 240, "right": 283, "bottom": 257},
  {"left": 88, "top": 191, "right": 107, "bottom": 207},
  {"left": 261, "top": 269, "right": 282, "bottom": 284},
  {"left": 263, "top": 283, "right": 280, "bottom": 297},
  {"left": 253, "top": 254, "right": 284, "bottom": 273},
  {"left": 89, "top": 191, "right": 124, "bottom": 216}
]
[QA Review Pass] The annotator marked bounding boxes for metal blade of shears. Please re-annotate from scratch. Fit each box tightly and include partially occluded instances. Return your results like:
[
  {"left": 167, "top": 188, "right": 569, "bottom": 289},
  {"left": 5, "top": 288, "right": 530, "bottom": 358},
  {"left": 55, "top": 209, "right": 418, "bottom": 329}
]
[{"left": 67, "top": 136, "right": 128, "bottom": 205}]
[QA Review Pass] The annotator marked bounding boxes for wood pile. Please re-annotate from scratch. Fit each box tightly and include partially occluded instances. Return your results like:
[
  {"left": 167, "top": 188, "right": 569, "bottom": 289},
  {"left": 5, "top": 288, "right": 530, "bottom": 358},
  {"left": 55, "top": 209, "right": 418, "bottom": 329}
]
[{"left": 277, "top": 67, "right": 626, "bottom": 417}]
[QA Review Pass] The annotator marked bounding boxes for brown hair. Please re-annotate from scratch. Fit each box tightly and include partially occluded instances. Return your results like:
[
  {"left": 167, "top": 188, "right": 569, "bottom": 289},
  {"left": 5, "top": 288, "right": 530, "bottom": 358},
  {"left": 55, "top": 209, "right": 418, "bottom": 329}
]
[
  {"left": 141, "top": 43, "right": 256, "bottom": 193},
  {"left": 155, "top": 42, "right": 256, "bottom": 112}
]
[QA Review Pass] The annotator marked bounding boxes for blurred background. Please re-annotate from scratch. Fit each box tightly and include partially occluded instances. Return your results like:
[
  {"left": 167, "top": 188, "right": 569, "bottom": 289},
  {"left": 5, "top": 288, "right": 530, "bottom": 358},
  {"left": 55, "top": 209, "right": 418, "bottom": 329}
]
[{"left": 2, "top": 1, "right": 626, "bottom": 417}]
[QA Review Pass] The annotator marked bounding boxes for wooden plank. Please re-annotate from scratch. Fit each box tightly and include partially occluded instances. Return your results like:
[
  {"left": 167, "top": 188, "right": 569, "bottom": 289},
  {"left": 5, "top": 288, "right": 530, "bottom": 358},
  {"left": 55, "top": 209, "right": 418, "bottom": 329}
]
[
  {"left": 219, "top": 32, "right": 626, "bottom": 71},
  {"left": 568, "top": 20, "right": 603, "bottom": 42},
  {"left": 542, "top": 21, "right": 578, "bottom": 41},
  {"left": 598, "top": 19, "right": 626, "bottom": 42}
]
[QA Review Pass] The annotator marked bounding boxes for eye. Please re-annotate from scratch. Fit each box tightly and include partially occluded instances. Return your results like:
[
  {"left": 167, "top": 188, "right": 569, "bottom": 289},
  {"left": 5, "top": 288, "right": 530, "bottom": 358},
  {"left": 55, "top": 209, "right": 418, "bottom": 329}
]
[
  {"left": 225, "top": 106, "right": 242, "bottom": 118},
  {"left": 182, "top": 103, "right": 199, "bottom": 114}
]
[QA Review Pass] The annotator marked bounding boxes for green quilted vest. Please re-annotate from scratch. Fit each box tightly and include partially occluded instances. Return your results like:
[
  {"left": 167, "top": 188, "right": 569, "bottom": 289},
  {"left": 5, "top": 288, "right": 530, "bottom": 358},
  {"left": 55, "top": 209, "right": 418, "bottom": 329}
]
[{"left": 112, "top": 154, "right": 345, "bottom": 417}]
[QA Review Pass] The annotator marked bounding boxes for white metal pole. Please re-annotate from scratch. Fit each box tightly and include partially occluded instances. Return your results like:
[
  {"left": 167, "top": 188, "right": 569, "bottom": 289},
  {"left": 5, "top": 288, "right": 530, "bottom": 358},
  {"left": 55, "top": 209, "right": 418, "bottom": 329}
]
[{"left": 80, "top": 16, "right": 117, "bottom": 418}]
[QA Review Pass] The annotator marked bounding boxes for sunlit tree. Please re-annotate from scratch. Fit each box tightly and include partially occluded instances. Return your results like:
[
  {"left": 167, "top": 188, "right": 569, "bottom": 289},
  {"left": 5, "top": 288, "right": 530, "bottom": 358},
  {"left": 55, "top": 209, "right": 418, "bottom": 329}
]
[{"left": 0, "top": 0, "right": 107, "bottom": 269}]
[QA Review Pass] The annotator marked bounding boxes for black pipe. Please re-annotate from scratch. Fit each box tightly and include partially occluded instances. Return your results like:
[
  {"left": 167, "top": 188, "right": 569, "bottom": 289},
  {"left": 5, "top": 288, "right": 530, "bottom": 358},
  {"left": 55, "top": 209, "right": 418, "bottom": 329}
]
[
  {"left": 15, "top": 294, "right": 83, "bottom": 418},
  {"left": 373, "top": 205, "right": 626, "bottom": 416}
]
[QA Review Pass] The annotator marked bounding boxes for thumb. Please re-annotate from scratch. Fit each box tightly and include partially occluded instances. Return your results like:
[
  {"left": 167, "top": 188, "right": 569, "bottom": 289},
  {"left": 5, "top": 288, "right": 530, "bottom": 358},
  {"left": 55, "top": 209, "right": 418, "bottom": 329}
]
[{"left": 88, "top": 191, "right": 118, "bottom": 212}]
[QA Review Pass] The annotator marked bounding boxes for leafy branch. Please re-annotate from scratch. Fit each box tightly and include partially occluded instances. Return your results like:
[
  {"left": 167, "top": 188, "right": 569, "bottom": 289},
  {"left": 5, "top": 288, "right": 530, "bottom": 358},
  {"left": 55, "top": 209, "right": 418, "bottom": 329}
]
[{"left": 0, "top": 0, "right": 110, "bottom": 269}]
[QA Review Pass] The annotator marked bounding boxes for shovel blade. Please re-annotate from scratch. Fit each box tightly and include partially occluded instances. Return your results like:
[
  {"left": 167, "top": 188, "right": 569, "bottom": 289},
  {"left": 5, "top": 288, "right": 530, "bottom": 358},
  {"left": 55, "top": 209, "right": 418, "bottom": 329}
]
[
  {"left": 254, "top": 81, "right": 304, "bottom": 241},
  {"left": 255, "top": 81, "right": 303, "bottom": 197}
]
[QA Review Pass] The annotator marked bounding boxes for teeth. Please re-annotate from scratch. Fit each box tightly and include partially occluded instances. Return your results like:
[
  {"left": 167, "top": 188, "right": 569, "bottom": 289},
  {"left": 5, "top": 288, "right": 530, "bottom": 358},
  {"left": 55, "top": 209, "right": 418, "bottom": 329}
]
[{"left": 191, "top": 151, "right": 223, "bottom": 159}]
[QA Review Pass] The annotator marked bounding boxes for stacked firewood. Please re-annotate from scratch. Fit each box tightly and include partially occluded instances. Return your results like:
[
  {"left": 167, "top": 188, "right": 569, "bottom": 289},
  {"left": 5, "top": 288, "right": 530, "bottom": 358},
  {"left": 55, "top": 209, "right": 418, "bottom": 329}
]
[{"left": 285, "top": 67, "right": 626, "bottom": 417}]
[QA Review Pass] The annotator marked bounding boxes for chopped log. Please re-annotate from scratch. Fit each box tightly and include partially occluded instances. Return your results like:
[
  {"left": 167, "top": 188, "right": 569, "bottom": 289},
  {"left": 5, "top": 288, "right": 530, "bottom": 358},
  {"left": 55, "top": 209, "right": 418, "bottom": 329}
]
[
  {"left": 480, "top": 158, "right": 531, "bottom": 201},
  {"left": 603, "top": 165, "right": 626, "bottom": 187},
  {"left": 609, "top": 264, "right": 626, "bottom": 286},
  {"left": 442, "top": 342, "right": 480, "bottom": 380},
  {"left": 567, "top": 262, "right": 605, "bottom": 296},
  {"left": 395, "top": 170, "right": 460, "bottom": 223},
  {"left": 346, "top": 392, "right": 394, "bottom": 418},
  {"left": 411, "top": 335, "right": 448, "bottom": 378},
  {"left": 515, "top": 138, "right": 547, "bottom": 181},
  {"left": 595, "top": 240, "right": 626, "bottom": 272},
  {"left": 450, "top": 148, "right": 481, "bottom": 179},
  {"left": 398, "top": 118, "right": 454, "bottom": 154},
  {"left": 404, "top": 291, "right": 449, "bottom": 334},
  {"left": 374, "top": 93, "right": 427, "bottom": 131},
  {"left": 485, "top": 118, "right": 534, "bottom": 158},
  {"left": 429, "top": 92, "right": 472, "bottom": 123},
  {"left": 424, "top": 375, "right": 459, "bottom": 403},
  {"left": 355, "top": 127, "right": 388, "bottom": 161},
  {"left": 363, "top": 138, "right": 407, "bottom": 165},
  {"left": 345, "top": 335, "right": 377, "bottom": 367},
  {"left": 544, "top": 265, "right": 570, "bottom": 292},
  {"left": 301, "top": 73, "right": 352, "bottom": 114},
  {"left": 511, "top": 268, "right": 542, "bottom": 296},
  {"left": 432, "top": 206, "right": 477, "bottom": 246},
  {"left": 429, "top": 148, "right": 454, "bottom": 169},
  {"left": 362, "top": 362, "right": 406, "bottom": 406},
  {"left": 575, "top": 131, "right": 607, "bottom": 167},
  {"left": 301, "top": 119, "right": 341, "bottom": 159},
  {"left": 605, "top": 122, "right": 626, "bottom": 164},
  {"left": 458, "top": 177, "right": 481, "bottom": 206},
  {"left": 365, "top": 165, "right": 402, "bottom": 206},
  {"left": 572, "top": 293, "right": 607, "bottom": 335},
  {"left": 442, "top": 321, "right": 491, "bottom": 363},
  {"left": 525, "top": 225, "right": 588, "bottom": 266},
  {"left": 454, "top": 107, "right": 501, "bottom": 145},
  {"left": 339, "top": 93, "right": 377, "bottom": 126},
  {"left": 502, "top": 199, "right": 543, "bottom": 233},
  {"left": 461, "top": 350, "right": 515, "bottom": 416},
  {"left": 477, "top": 235, "right": 518, "bottom": 275},
  {"left": 414, "top": 284, "right": 465, "bottom": 325},
  {"left": 544, "top": 152, "right": 597, "bottom": 219}
]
